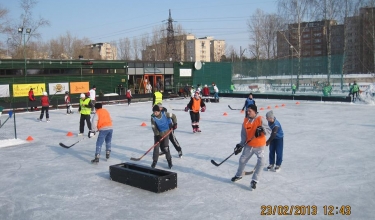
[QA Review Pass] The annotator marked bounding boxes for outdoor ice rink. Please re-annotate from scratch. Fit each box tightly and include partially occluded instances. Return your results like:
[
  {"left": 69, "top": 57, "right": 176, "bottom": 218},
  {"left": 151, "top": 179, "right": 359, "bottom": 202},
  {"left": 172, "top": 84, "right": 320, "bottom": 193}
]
[{"left": 0, "top": 97, "right": 374, "bottom": 220}]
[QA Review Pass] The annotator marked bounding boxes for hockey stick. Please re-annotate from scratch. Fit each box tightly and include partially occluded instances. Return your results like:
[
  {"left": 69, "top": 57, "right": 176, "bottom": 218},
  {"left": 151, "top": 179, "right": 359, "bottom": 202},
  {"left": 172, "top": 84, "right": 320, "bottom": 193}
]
[
  {"left": 59, "top": 130, "right": 97, "bottom": 148},
  {"left": 228, "top": 105, "right": 242, "bottom": 110},
  {"left": 171, "top": 109, "right": 186, "bottom": 111},
  {"left": 130, "top": 129, "right": 173, "bottom": 161},
  {"left": 210, "top": 137, "right": 255, "bottom": 167}
]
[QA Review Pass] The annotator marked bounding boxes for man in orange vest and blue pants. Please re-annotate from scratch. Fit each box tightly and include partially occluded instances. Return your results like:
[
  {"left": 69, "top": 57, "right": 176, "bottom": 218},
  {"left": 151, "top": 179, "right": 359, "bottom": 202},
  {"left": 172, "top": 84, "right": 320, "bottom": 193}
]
[
  {"left": 231, "top": 104, "right": 270, "bottom": 190},
  {"left": 89, "top": 102, "right": 113, "bottom": 163}
]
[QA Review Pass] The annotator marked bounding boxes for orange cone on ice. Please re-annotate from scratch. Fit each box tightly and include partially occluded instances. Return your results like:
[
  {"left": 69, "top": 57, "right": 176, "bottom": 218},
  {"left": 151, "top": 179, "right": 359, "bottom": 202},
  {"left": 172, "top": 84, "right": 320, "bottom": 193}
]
[
  {"left": 66, "top": 132, "right": 74, "bottom": 136},
  {"left": 141, "top": 122, "right": 147, "bottom": 126},
  {"left": 223, "top": 112, "right": 228, "bottom": 116},
  {"left": 26, "top": 136, "right": 34, "bottom": 141}
]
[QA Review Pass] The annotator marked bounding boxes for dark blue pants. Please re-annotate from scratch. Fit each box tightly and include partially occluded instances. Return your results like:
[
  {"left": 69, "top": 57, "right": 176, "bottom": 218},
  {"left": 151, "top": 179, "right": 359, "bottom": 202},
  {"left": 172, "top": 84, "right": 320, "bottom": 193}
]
[{"left": 269, "top": 138, "right": 283, "bottom": 166}]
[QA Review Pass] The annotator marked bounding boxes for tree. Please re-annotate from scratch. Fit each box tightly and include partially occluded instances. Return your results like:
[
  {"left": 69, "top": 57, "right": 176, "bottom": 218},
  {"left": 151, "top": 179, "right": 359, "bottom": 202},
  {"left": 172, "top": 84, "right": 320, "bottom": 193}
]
[{"left": 5, "top": 0, "right": 50, "bottom": 59}]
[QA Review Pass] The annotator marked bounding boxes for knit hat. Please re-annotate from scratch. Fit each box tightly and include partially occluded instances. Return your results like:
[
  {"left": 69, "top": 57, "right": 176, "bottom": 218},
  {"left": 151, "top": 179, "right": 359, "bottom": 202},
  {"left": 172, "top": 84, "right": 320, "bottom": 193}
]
[
  {"left": 266, "top": 110, "right": 274, "bottom": 119},
  {"left": 204, "top": 84, "right": 207, "bottom": 87},
  {"left": 152, "top": 105, "right": 160, "bottom": 112},
  {"left": 248, "top": 104, "right": 257, "bottom": 113},
  {"left": 94, "top": 103, "right": 102, "bottom": 109},
  {"left": 43, "top": 92, "right": 48, "bottom": 96},
  {"left": 157, "top": 102, "right": 163, "bottom": 108},
  {"left": 80, "top": 93, "right": 85, "bottom": 98}
]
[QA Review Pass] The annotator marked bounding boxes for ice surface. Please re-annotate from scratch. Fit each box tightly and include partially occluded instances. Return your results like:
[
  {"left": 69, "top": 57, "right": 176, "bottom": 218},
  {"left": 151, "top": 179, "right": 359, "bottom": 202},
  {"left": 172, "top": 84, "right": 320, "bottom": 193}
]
[{"left": 0, "top": 97, "right": 374, "bottom": 219}]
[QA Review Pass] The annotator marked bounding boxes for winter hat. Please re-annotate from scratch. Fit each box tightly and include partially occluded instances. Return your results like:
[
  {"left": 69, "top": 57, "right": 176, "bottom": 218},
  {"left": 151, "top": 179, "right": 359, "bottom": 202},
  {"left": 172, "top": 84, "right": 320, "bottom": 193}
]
[
  {"left": 94, "top": 103, "right": 102, "bottom": 109},
  {"left": 157, "top": 102, "right": 163, "bottom": 108},
  {"left": 43, "top": 92, "right": 48, "bottom": 96},
  {"left": 80, "top": 93, "right": 86, "bottom": 98},
  {"left": 248, "top": 104, "right": 257, "bottom": 113},
  {"left": 266, "top": 110, "right": 274, "bottom": 119},
  {"left": 152, "top": 105, "right": 160, "bottom": 112},
  {"left": 204, "top": 84, "right": 207, "bottom": 87}
]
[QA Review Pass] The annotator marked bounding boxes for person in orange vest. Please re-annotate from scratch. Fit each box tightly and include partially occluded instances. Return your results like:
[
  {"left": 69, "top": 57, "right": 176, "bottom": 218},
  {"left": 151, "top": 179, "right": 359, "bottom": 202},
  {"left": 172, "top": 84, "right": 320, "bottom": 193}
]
[
  {"left": 231, "top": 104, "right": 270, "bottom": 190},
  {"left": 89, "top": 103, "right": 113, "bottom": 163},
  {"left": 185, "top": 91, "right": 206, "bottom": 133},
  {"left": 38, "top": 92, "right": 50, "bottom": 122},
  {"left": 126, "top": 89, "right": 132, "bottom": 106}
]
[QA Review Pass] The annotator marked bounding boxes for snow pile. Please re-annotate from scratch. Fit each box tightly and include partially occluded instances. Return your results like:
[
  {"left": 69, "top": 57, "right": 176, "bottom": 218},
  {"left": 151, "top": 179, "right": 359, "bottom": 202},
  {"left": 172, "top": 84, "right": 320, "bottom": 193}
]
[
  {"left": 0, "top": 139, "right": 28, "bottom": 148},
  {"left": 359, "top": 83, "right": 375, "bottom": 104}
]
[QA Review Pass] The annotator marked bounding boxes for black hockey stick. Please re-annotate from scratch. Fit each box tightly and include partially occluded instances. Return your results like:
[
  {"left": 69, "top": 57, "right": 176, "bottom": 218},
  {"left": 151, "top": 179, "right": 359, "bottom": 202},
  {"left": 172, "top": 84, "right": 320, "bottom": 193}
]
[
  {"left": 210, "top": 137, "right": 255, "bottom": 167},
  {"left": 228, "top": 105, "right": 242, "bottom": 110},
  {"left": 59, "top": 137, "right": 87, "bottom": 149},
  {"left": 59, "top": 131, "right": 97, "bottom": 148},
  {"left": 130, "top": 129, "right": 173, "bottom": 161}
]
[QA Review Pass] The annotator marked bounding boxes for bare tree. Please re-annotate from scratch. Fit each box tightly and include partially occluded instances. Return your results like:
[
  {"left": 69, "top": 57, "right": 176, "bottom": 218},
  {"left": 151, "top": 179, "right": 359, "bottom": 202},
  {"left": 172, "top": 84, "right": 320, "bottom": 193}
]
[
  {"left": 118, "top": 37, "right": 131, "bottom": 60},
  {"left": 132, "top": 38, "right": 140, "bottom": 60},
  {"left": 5, "top": 0, "right": 50, "bottom": 58},
  {"left": 278, "top": 0, "right": 318, "bottom": 88}
]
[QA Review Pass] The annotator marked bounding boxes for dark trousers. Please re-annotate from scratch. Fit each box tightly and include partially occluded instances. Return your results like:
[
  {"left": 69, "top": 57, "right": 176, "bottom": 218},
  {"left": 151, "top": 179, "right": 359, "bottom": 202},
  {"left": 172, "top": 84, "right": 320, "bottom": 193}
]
[
  {"left": 39, "top": 106, "right": 49, "bottom": 120},
  {"left": 189, "top": 111, "right": 200, "bottom": 128},
  {"left": 127, "top": 98, "right": 131, "bottom": 105},
  {"left": 169, "top": 130, "right": 181, "bottom": 152},
  {"left": 153, "top": 135, "right": 171, "bottom": 162},
  {"left": 269, "top": 138, "right": 284, "bottom": 166},
  {"left": 79, "top": 114, "right": 92, "bottom": 133}
]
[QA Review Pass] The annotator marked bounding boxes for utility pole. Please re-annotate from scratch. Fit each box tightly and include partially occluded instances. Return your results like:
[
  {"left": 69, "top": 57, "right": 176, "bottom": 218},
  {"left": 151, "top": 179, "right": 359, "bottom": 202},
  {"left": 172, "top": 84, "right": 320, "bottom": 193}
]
[{"left": 165, "top": 9, "right": 179, "bottom": 61}]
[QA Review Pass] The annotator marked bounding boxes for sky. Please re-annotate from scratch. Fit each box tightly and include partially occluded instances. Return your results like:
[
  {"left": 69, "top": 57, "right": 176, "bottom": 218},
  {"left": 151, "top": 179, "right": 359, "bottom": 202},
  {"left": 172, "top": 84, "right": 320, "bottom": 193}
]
[
  {"left": 0, "top": 93, "right": 375, "bottom": 219},
  {"left": 0, "top": 0, "right": 278, "bottom": 56}
]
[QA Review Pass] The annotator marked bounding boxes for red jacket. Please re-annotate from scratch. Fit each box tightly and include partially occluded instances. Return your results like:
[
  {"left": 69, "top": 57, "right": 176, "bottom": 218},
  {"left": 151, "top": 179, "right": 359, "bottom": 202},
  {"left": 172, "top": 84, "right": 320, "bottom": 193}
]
[
  {"left": 202, "top": 87, "right": 210, "bottom": 96},
  {"left": 40, "top": 96, "right": 50, "bottom": 107},
  {"left": 28, "top": 90, "right": 36, "bottom": 101}
]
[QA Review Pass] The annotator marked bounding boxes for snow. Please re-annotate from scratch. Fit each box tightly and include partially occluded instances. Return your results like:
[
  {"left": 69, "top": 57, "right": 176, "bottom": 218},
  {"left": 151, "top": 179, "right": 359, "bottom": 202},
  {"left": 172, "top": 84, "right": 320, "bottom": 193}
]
[{"left": 0, "top": 98, "right": 374, "bottom": 219}]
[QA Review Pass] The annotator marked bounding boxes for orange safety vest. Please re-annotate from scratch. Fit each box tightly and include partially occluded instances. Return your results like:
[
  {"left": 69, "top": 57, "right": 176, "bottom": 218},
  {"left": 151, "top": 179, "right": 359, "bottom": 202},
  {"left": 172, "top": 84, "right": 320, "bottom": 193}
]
[
  {"left": 96, "top": 108, "right": 113, "bottom": 130},
  {"left": 243, "top": 116, "right": 266, "bottom": 148},
  {"left": 192, "top": 98, "right": 201, "bottom": 113}
]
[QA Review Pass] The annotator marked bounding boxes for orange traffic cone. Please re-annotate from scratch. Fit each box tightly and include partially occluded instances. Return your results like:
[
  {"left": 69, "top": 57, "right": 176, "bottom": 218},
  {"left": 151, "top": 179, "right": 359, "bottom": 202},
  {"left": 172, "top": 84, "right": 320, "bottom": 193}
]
[
  {"left": 275, "top": 105, "right": 279, "bottom": 108},
  {"left": 26, "top": 136, "right": 34, "bottom": 141},
  {"left": 223, "top": 112, "right": 228, "bottom": 116},
  {"left": 141, "top": 122, "right": 147, "bottom": 126},
  {"left": 66, "top": 132, "right": 74, "bottom": 136},
  {"left": 267, "top": 106, "right": 271, "bottom": 109},
  {"left": 296, "top": 102, "right": 300, "bottom": 105},
  {"left": 281, "top": 104, "right": 285, "bottom": 107}
]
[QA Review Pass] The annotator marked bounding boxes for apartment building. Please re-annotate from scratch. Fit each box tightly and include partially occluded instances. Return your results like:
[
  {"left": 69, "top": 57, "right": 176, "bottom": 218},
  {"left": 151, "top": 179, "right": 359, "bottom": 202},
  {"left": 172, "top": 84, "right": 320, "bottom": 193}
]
[{"left": 87, "top": 43, "right": 117, "bottom": 60}]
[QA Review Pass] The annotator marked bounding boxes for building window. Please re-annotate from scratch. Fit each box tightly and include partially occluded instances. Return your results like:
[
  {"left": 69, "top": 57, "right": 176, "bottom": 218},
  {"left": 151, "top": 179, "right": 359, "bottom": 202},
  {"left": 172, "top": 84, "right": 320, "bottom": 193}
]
[
  {"left": 314, "top": 50, "right": 322, "bottom": 55},
  {"left": 314, "top": 39, "right": 321, "bottom": 43}
]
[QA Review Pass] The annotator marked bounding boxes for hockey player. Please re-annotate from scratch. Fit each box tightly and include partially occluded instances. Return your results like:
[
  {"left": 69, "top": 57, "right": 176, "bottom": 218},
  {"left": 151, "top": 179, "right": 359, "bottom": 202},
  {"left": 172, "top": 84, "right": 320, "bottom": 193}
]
[
  {"left": 78, "top": 93, "right": 93, "bottom": 135},
  {"left": 28, "top": 88, "right": 37, "bottom": 111},
  {"left": 38, "top": 92, "right": 50, "bottom": 122},
  {"left": 265, "top": 110, "right": 284, "bottom": 172},
  {"left": 89, "top": 85, "right": 96, "bottom": 113},
  {"left": 150, "top": 105, "right": 177, "bottom": 169},
  {"left": 64, "top": 91, "right": 72, "bottom": 114},
  {"left": 231, "top": 104, "right": 270, "bottom": 190},
  {"left": 185, "top": 91, "right": 206, "bottom": 133},
  {"left": 89, "top": 103, "right": 113, "bottom": 164},
  {"left": 157, "top": 103, "right": 182, "bottom": 158},
  {"left": 202, "top": 84, "right": 210, "bottom": 102},
  {"left": 126, "top": 89, "right": 132, "bottom": 106},
  {"left": 152, "top": 88, "right": 163, "bottom": 107},
  {"left": 241, "top": 93, "right": 256, "bottom": 117}
]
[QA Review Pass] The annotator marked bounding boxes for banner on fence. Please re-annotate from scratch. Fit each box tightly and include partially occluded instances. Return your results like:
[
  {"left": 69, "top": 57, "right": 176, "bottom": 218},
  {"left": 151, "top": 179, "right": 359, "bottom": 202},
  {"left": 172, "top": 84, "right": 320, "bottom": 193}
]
[
  {"left": 13, "top": 84, "right": 46, "bottom": 97},
  {"left": 48, "top": 83, "right": 69, "bottom": 95},
  {"left": 69, "top": 82, "right": 89, "bottom": 94},
  {"left": 0, "top": 85, "right": 10, "bottom": 98}
]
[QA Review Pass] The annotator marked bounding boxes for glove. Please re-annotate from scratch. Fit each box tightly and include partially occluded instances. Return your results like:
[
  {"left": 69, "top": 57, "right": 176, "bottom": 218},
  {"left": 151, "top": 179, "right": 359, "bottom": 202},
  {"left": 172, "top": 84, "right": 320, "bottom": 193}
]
[
  {"left": 88, "top": 130, "right": 96, "bottom": 138},
  {"left": 234, "top": 144, "right": 243, "bottom": 155},
  {"left": 255, "top": 126, "right": 265, "bottom": 138},
  {"left": 201, "top": 106, "right": 206, "bottom": 112},
  {"left": 173, "top": 123, "right": 177, "bottom": 130},
  {"left": 184, "top": 107, "right": 189, "bottom": 112}
]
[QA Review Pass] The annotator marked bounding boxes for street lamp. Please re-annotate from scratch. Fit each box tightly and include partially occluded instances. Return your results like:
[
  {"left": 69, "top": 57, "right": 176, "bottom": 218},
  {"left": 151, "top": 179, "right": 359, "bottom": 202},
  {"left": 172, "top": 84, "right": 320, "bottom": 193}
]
[
  {"left": 18, "top": 27, "right": 31, "bottom": 76},
  {"left": 290, "top": 45, "right": 294, "bottom": 86}
]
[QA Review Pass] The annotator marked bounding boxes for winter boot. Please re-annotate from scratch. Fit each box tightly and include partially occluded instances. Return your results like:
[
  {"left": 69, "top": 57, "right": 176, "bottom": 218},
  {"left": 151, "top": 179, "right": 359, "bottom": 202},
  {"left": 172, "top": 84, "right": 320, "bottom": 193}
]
[
  {"left": 274, "top": 165, "right": 281, "bottom": 172},
  {"left": 193, "top": 128, "right": 197, "bottom": 133},
  {"left": 91, "top": 154, "right": 99, "bottom": 164},
  {"left": 267, "top": 164, "right": 274, "bottom": 171},
  {"left": 106, "top": 150, "right": 111, "bottom": 159},
  {"left": 151, "top": 160, "right": 157, "bottom": 168},
  {"left": 196, "top": 127, "right": 201, "bottom": 132},
  {"left": 178, "top": 151, "right": 183, "bottom": 158},
  {"left": 167, "top": 159, "right": 173, "bottom": 169},
  {"left": 231, "top": 176, "right": 242, "bottom": 182},
  {"left": 250, "top": 180, "right": 257, "bottom": 190}
]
